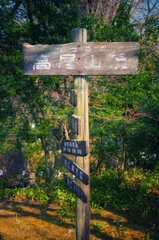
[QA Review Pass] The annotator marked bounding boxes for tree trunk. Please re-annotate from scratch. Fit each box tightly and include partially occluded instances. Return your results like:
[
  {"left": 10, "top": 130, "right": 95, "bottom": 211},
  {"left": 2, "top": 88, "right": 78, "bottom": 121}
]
[
  {"left": 51, "top": 148, "right": 62, "bottom": 182},
  {"left": 41, "top": 138, "right": 53, "bottom": 183}
]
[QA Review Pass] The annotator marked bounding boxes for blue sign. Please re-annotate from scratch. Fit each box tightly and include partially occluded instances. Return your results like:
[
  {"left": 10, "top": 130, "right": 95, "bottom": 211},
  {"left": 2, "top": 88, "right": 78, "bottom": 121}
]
[
  {"left": 64, "top": 174, "right": 87, "bottom": 203},
  {"left": 62, "top": 155, "right": 89, "bottom": 185},
  {"left": 61, "top": 140, "right": 87, "bottom": 156}
]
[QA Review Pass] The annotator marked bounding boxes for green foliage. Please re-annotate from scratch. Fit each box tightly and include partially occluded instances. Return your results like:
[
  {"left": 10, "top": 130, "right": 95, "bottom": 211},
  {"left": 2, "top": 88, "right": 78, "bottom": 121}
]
[
  {"left": 92, "top": 1, "right": 138, "bottom": 42},
  {"left": 47, "top": 180, "right": 75, "bottom": 220},
  {"left": 91, "top": 170, "right": 121, "bottom": 209},
  {"left": 143, "top": 17, "right": 159, "bottom": 45},
  {"left": 0, "top": 179, "right": 75, "bottom": 219},
  {"left": 91, "top": 222, "right": 103, "bottom": 234},
  {"left": 90, "top": 67, "right": 159, "bottom": 170},
  {"left": 0, "top": 0, "right": 159, "bottom": 221},
  {"left": 0, "top": 168, "right": 158, "bottom": 225},
  {"left": 91, "top": 168, "right": 159, "bottom": 218},
  {"left": 21, "top": 0, "right": 80, "bottom": 44}
]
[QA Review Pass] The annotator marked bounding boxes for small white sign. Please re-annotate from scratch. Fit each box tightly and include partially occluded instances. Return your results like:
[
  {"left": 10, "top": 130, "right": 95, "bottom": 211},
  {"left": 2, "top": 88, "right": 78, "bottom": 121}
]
[{"left": 33, "top": 54, "right": 51, "bottom": 70}]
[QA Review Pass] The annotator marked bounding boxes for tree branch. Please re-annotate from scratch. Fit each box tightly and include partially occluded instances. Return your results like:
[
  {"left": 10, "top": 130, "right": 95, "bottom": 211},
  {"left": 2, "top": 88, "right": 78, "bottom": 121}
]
[{"left": 10, "top": 1, "right": 23, "bottom": 16}]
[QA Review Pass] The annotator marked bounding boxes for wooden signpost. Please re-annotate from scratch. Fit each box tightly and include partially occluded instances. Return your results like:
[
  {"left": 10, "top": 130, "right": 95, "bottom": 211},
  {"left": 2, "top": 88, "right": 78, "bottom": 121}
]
[{"left": 23, "top": 28, "right": 140, "bottom": 240}]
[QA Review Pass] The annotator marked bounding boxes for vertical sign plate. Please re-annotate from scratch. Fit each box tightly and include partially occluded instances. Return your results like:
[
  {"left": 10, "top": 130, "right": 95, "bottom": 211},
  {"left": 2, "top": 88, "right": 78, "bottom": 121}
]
[
  {"left": 68, "top": 114, "right": 81, "bottom": 135},
  {"left": 70, "top": 89, "right": 77, "bottom": 107},
  {"left": 64, "top": 174, "right": 87, "bottom": 203},
  {"left": 62, "top": 155, "right": 89, "bottom": 185}
]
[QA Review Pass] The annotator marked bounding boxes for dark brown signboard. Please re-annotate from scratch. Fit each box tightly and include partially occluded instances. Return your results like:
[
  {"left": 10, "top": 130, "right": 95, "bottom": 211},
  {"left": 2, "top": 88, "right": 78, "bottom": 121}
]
[
  {"left": 68, "top": 114, "right": 81, "bottom": 135},
  {"left": 62, "top": 155, "right": 89, "bottom": 185},
  {"left": 61, "top": 140, "right": 87, "bottom": 156},
  {"left": 23, "top": 42, "right": 140, "bottom": 76},
  {"left": 64, "top": 174, "right": 87, "bottom": 203},
  {"left": 70, "top": 89, "right": 77, "bottom": 107}
]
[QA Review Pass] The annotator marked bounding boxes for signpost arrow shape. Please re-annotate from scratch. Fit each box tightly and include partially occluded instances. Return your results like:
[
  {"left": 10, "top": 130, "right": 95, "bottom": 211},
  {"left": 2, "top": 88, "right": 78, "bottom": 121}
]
[{"left": 62, "top": 155, "right": 89, "bottom": 185}]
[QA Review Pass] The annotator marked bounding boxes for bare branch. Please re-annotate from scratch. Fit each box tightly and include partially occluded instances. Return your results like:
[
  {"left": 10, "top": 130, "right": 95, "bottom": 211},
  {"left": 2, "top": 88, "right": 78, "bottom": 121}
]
[
  {"left": 131, "top": 0, "right": 144, "bottom": 18},
  {"left": 10, "top": 1, "right": 22, "bottom": 16}
]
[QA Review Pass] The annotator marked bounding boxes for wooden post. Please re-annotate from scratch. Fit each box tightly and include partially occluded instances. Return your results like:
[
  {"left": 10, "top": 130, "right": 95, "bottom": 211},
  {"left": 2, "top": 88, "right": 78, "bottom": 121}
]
[
  {"left": 73, "top": 28, "right": 90, "bottom": 240},
  {"left": 23, "top": 28, "right": 140, "bottom": 240}
]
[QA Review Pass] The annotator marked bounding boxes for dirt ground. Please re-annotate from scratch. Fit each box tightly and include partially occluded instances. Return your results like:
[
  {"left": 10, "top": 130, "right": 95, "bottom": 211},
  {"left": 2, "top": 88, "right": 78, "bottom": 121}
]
[{"left": 0, "top": 200, "right": 148, "bottom": 240}]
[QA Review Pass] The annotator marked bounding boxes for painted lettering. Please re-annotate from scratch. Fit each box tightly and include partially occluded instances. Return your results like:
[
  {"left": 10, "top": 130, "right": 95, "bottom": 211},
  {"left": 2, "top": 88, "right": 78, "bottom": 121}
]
[
  {"left": 85, "top": 46, "right": 91, "bottom": 52},
  {"left": 85, "top": 55, "right": 101, "bottom": 69},
  {"left": 121, "top": 66, "right": 128, "bottom": 69},
  {"left": 70, "top": 47, "right": 77, "bottom": 53},
  {"left": 33, "top": 54, "right": 51, "bottom": 70},
  {"left": 79, "top": 171, "right": 83, "bottom": 181},
  {"left": 57, "top": 54, "right": 76, "bottom": 69},
  {"left": 116, "top": 53, "right": 126, "bottom": 62},
  {"left": 99, "top": 46, "right": 107, "bottom": 51},
  {"left": 55, "top": 47, "right": 63, "bottom": 53},
  {"left": 60, "top": 54, "right": 75, "bottom": 61}
]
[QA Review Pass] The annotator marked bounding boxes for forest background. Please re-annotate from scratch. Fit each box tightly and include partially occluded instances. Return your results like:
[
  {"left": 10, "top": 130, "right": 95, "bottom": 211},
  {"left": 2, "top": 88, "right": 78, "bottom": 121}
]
[{"left": 0, "top": 0, "right": 159, "bottom": 239}]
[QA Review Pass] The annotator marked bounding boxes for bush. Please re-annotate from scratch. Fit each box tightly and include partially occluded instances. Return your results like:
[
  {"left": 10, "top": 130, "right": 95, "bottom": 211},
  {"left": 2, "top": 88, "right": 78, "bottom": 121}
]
[
  {"left": 0, "top": 168, "right": 158, "bottom": 221},
  {"left": 91, "top": 167, "right": 159, "bottom": 219}
]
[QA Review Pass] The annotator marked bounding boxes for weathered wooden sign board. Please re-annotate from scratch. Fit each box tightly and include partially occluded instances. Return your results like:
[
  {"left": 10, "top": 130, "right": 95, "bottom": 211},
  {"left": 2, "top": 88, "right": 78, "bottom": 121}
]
[
  {"left": 64, "top": 174, "right": 87, "bottom": 203},
  {"left": 23, "top": 42, "right": 140, "bottom": 76},
  {"left": 61, "top": 140, "right": 87, "bottom": 156},
  {"left": 62, "top": 155, "right": 89, "bottom": 185}
]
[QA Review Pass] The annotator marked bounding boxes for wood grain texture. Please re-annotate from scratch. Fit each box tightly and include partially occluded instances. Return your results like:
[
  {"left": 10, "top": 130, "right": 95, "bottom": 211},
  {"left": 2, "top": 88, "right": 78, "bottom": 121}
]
[
  {"left": 73, "top": 28, "right": 90, "bottom": 240},
  {"left": 23, "top": 42, "right": 140, "bottom": 76}
]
